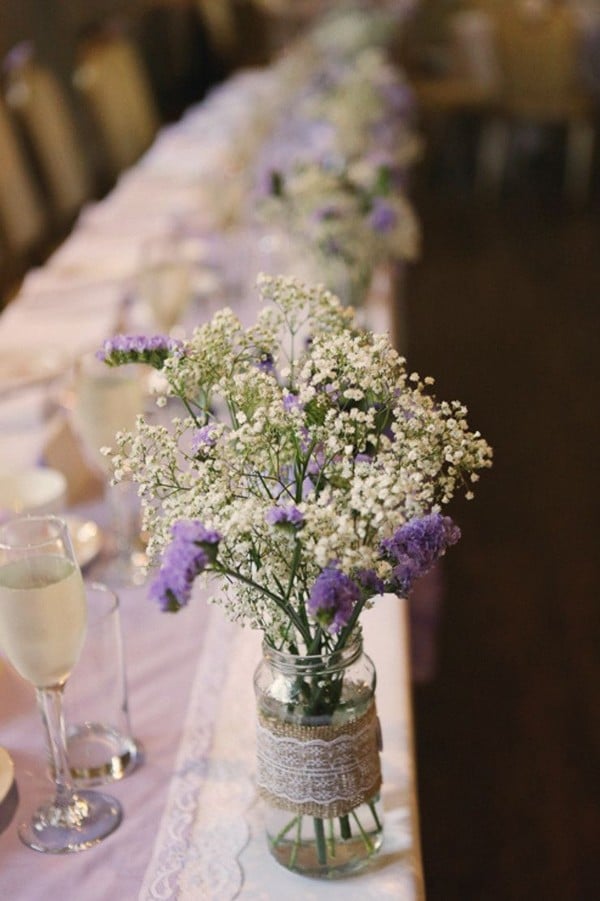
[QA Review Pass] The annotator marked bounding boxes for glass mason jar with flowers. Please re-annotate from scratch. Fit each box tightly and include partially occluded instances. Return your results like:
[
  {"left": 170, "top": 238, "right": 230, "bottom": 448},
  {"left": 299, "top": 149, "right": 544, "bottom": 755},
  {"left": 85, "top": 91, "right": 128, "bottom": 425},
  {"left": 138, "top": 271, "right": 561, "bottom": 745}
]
[{"left": 99, "top": 274, "right": 492, "bottom": 877}]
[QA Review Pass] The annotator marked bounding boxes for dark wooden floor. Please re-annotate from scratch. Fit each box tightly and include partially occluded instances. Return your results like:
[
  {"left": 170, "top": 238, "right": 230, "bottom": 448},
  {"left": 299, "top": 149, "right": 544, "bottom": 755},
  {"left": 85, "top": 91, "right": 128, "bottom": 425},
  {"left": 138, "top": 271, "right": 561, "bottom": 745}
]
[{"left": 405, "top": 144, "right": 600, "bottom": 900}]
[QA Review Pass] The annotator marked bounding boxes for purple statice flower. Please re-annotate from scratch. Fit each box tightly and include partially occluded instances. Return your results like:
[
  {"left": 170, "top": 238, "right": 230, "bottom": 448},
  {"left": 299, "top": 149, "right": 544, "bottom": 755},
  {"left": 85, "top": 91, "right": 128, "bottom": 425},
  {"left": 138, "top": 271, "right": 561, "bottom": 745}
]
[
  {"left": 265, "top": 504, "right": 304, "bottom": 528},
  {"left": 322, "top": 236, "right": 343, "bottom": 256},
  {"left": 355, "top": 568, "right": 385, "bottom": 597},
  {"left": 191, "top": 425, "right": 217, "bottom": 454},
  {"left": 306, "top": 446, "right": 326, "bottom": 479},
  {"left": 283, "top": 392, "right": 303, "bottom": 413},
  {"left": 368, "top": 199, "right": 397, "bottom": 234},
  {"left": 150, "top": 520, "right": 221, "bottom": 612},
  {"left": 307, "top": 567, "right": 360, "bottom": 634},
  {"left": 355, "top": 453, "right": 372, "bottom": 464},
  {"left": 98, "top": 334, "right": 184, "bottom": 369},
  {"left": 313, "top": 202, "right": 342, "bottom": 222},
  {"left": 257, "top": 352, "right": 276, "bottom": 375},
  {"left": 302, "top": 476, "right": 315, "bottom": 500},
  {"left": 380, "top": 513, "right": 461, "bottom": 596}
]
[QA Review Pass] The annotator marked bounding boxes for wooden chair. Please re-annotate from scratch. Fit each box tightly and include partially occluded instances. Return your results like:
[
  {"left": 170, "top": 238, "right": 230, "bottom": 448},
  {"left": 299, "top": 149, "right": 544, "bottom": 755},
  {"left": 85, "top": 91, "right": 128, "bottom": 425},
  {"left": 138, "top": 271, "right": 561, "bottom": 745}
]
[
  {"left": 409, "top": 9, "right": 502, "bottom": 180},
  {"left": 136, "top": 0, "right": 223, "bottom": 121},
  {"left": 73, "top": 27, "right": 160, "bottom": 184},
  {"left": 195, "top": 0, "right": 239, "bottom": 69},
  {"left": 409, "top": 7, "right": 501, "bottom": 106},
  {"left": 4, "top": 45, "right": 94, "bottom": 230},
  {"left": 478, "top": 3, "right": 596, "bottom": 203},
  {"left": 0, "top": 96, "right": 47, "bottom": 290}
]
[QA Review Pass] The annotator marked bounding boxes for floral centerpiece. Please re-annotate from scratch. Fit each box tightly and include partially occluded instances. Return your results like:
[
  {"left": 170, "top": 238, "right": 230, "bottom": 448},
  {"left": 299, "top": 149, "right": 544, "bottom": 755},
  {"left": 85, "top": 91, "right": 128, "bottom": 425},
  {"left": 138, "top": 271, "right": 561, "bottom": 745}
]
[
  {"left": 254, "top": 40, "right": 421, "bottom": 306},
  {"left": 257, "top": 157, "right": 420, "bottom": 307},
  {"left": 99, "top": 275, "right": 492, "bottom": 875}
]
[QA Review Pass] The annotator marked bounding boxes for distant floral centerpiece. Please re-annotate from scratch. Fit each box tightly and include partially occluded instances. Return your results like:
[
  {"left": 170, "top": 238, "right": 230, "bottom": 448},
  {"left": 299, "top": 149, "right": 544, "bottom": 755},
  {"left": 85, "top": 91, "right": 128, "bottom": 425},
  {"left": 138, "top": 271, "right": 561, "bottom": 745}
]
[
  {"left": 254, "top": 34, "right": 421, "bottom": 306},
  {"left": 258, "top": 157, "right": 420, "bottom": 306},
  {"left": 100, "top": 275, "right": 491, "bottom": 652}
]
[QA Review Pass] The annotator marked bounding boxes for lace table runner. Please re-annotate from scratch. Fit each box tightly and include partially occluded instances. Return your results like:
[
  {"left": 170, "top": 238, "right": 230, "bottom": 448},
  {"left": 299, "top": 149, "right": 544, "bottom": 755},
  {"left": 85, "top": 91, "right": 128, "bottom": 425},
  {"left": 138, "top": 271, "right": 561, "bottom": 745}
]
[{"left": 138, "top": 610, "right": 260, "bottom": 900}]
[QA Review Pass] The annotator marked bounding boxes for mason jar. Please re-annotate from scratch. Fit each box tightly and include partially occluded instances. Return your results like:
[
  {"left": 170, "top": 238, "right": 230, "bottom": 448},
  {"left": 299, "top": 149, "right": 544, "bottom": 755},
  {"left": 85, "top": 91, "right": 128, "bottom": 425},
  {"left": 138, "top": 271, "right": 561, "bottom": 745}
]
[{"left": 253, "top": 632, "right": 384, "bottom": 877}]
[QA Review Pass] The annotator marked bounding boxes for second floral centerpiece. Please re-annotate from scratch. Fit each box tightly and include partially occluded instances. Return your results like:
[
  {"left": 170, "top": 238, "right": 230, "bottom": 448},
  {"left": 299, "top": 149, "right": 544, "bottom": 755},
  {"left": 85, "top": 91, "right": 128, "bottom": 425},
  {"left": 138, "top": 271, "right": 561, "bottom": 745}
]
[{"left": 99, "top": 275, "right": 492, "bottom": 877}]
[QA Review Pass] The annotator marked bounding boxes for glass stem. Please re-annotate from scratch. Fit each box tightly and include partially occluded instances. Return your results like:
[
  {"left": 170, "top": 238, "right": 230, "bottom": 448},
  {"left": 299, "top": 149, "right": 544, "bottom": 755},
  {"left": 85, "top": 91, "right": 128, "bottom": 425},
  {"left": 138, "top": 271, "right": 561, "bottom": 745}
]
[
  {"left": 107, "top": 480, "right": 136, "bottom": 560},
  {"left": 36, "top": 685, "right": 73, "bottom": 806}
]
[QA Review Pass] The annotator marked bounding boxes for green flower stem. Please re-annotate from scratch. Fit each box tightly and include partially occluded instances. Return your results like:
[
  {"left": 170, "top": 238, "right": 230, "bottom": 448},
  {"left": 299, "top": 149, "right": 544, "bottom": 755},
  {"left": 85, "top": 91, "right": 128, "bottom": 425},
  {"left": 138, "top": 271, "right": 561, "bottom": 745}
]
[
  {"left": 307, "top": 626, "right": 324, "bottom": 655},
  {"left": 270, "top": 814, "right": 300, "bottom": 847},
  {"left": 334, "top": 595, "right": 369, "bottom": 653},
  {"left": 351, "top": 809, "right": 375, "bottom": 853},
  {"left": 178, "top": 394, "right": 203, "bottom": 427},
  {"left": 327, "top": 818, "right": 336, "bottom": 857},
  {"left": 369, "top": 800, "right": 382, "bottom": 831},
  {"left": 289, "top": 816, "right": 302, "bottom": 869},
  {"left": 313, "top": 817, "right": 327, "bottom": 865},
  {"left": 219, "top": 566, "right": 311, "bottom": 644},
  {"left": 284, "top": 540, "right": 302, "bottom": 603},
  {"left": 339, "top": 814, "right": 352, "bottom": 840}
]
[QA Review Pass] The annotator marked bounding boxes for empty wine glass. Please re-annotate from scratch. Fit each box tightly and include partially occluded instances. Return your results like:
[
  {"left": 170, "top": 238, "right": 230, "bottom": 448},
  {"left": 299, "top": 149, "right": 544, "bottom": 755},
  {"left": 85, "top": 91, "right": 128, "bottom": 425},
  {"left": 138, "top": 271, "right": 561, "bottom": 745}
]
[
  {"left": 71, "top": 351, "right": 147, "bottom": 586},
  {"left": 137, "top": 235, "right": 192, "bottom": 333},
  {"left": 0, "top": 515, "right": 122, "bottom": 852}
]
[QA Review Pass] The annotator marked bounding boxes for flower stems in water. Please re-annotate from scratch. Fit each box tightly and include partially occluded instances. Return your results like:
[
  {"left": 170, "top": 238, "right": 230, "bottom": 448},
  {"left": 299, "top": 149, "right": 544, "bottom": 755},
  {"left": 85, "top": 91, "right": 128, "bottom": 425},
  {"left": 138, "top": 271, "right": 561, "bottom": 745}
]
[
  {"left": 351, "top": 809, "right": 375, "bottom": 853},
  {"left": 369, "top": 799, "right": 382, "bottom": 832},
  {"left": 270, "top": 814, "right": 300, "bottom": 848},
  {"left": 328, "top": 818, "right": 336, "bottom": 858},
  {"left": 313, "top": 817, "right": 327, "bottom": 865},
  {"left": 339, "top": 814, "right": 352, "bottom": 840},
  {"left": 289, "top": 816, "right": 302, "bottom": 869},
  {"left": 270, "top": 807, "right": 380, "bottom": 869}
]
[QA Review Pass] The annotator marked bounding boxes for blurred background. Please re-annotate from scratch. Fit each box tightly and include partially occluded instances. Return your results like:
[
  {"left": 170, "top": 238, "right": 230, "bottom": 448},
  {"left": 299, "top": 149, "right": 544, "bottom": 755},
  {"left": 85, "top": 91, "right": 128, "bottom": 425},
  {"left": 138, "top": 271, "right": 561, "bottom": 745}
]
[{"left": 1, "top": 1, "right": 599, "bottom": 898}]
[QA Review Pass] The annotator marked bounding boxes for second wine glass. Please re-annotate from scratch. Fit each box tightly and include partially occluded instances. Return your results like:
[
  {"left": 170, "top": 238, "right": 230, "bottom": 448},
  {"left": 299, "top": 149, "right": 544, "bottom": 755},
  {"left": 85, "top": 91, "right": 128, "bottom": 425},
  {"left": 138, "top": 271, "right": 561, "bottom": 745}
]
[{"left": 72, "top": 351, "right": 147, "bottom": 587}]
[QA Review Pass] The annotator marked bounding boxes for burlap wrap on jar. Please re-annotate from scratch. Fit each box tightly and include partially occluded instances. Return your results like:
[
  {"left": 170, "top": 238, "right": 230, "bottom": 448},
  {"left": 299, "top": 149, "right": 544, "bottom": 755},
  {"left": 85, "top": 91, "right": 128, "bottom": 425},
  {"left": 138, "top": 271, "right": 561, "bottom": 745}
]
[{"left": 255, "top": 701, "right": 382, "bottom": 819}]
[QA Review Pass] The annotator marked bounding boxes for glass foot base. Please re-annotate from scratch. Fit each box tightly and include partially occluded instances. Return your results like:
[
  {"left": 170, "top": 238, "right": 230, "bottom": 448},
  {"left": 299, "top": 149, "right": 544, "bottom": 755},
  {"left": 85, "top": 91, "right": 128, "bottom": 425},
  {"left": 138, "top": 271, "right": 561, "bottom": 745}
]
[
  {"left": 67, "top": 722, "right": 143, "bottom": 787},
  {"left": 19, "top": 789, "right": 122, "bottom": 853}
]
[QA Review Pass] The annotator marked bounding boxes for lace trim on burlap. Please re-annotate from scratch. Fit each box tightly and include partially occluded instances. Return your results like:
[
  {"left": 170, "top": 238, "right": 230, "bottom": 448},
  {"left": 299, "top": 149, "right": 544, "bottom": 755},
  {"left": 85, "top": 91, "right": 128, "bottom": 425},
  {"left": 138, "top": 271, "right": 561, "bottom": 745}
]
[{"left": 256, "top": 701, "right": 382, "bottom": 819}]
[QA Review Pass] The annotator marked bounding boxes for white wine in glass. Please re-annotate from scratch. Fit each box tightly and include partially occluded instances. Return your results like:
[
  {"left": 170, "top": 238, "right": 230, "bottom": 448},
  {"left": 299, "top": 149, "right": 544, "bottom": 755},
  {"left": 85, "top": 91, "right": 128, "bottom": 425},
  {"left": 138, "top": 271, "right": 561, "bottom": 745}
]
[{"left": 0, "top": 515, "right": 122, "bottom": 852}]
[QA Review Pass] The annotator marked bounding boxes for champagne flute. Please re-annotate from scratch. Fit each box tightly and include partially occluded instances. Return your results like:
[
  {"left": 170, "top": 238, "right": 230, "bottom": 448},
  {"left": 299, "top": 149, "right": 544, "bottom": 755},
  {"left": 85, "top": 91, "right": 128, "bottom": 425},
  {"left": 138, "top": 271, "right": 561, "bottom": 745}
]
[
  {"left": 72, "top": 352, "right": 147, "bottom": 587},
  {"left": 0, "top": 515, "right": 122, "bottom": 852}
]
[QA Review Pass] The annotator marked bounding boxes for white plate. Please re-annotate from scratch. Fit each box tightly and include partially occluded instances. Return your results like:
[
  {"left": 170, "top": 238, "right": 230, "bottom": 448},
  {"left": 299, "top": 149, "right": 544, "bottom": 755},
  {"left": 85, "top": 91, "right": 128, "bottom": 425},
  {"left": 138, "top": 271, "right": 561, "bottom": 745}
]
[
  {"left": 64, "top": 516, "right": 104, "bottom": 569},
  {"left": 0, "top": 467, "right": 67, "bottom": 517},
  {"left": 0, "top": 748, "right": 14, "bottom": 806}
]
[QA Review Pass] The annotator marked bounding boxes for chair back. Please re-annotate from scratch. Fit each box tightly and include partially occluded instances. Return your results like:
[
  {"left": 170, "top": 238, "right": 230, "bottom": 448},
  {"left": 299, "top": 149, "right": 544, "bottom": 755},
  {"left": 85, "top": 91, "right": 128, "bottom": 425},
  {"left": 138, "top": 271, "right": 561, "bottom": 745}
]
[
  {"left": 74, "top": 30, "right": 160, "bottom": 180},
  {"left": 449, "top": 10, "right": 502, "bottom": 93},
  {"left": 494, "top": 4, "right": 588, "bottom": 118},
  {"left": 195, "top": 0, "right": 238, "bottom": 64},
  {"left": 5, "top": 51, "right": 93, "bottom": 225},
  {"left": 137, "top": 0, "right": 220, "bottom": 119},
  {"left": 0, "top": 97, "right": 46, "bottom": 257}
]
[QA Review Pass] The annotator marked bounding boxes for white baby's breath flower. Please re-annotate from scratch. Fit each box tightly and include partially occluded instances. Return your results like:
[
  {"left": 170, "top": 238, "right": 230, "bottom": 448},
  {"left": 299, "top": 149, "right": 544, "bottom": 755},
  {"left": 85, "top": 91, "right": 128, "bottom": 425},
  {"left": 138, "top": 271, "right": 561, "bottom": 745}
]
[{"left": 104, "top": 271, "right": 491, "bottom": 649}]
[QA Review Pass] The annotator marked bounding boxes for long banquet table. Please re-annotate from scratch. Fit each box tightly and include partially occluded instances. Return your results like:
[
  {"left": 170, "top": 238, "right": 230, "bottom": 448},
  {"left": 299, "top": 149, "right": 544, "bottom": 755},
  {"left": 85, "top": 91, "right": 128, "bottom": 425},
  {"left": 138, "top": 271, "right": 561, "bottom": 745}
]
[{"left": 0, "top": 59, "right": 424, "bottom": 899}]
